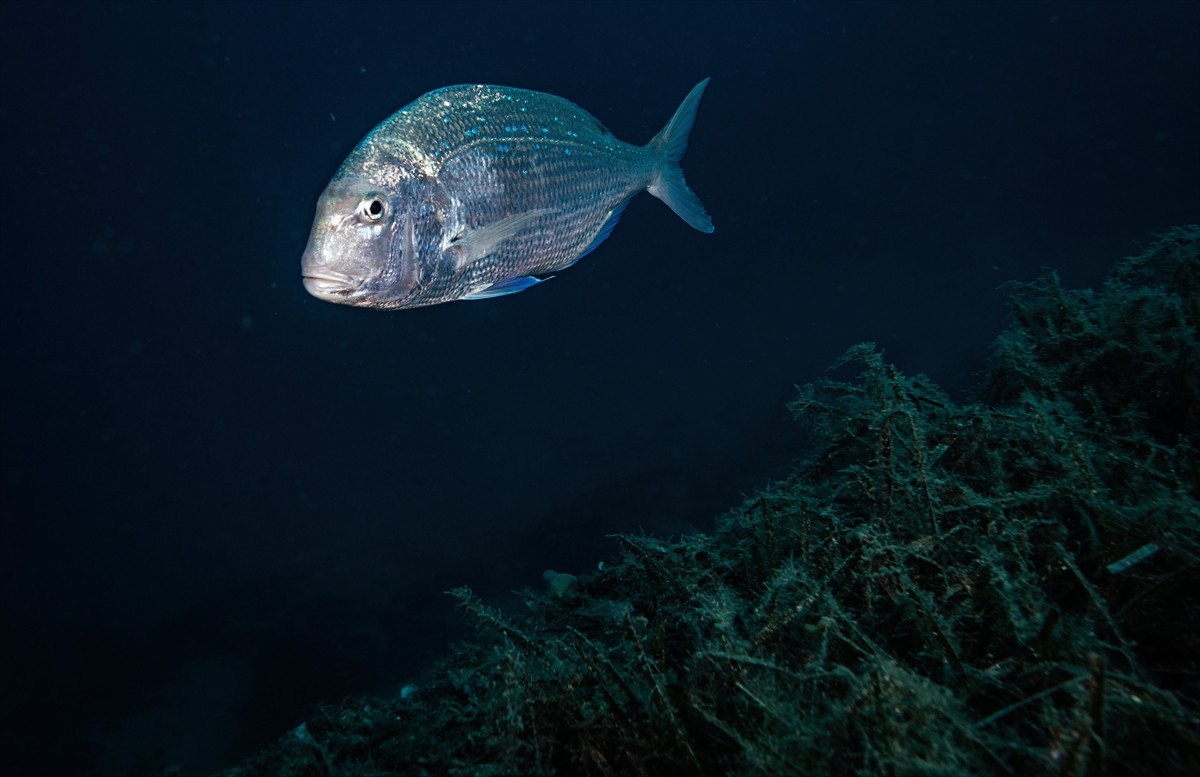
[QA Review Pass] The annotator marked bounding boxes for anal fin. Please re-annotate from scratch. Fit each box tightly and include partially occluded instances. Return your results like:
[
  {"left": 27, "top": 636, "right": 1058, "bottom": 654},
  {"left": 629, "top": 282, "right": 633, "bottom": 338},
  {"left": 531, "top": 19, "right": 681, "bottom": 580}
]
[{"left": 558, "top": 196, "right": 633, "bottom": 270}]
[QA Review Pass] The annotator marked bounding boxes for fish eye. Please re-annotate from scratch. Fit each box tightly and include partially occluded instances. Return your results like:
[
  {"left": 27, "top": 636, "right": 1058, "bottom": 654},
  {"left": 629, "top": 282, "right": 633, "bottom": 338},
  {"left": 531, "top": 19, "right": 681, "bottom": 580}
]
[{"left": 358, "top": 197, "right": 386, "bottom": 222}]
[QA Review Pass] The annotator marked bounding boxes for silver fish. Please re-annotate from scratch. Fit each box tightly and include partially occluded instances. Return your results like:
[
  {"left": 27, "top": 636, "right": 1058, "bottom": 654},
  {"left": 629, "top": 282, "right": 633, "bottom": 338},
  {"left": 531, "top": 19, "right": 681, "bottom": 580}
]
[{"left": 301, "top": 79, "right": 713, "bottom": 309}]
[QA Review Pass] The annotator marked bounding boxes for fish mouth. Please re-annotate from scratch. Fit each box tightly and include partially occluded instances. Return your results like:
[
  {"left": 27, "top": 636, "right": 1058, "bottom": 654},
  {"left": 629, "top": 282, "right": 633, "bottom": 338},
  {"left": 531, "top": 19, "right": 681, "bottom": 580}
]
[{"left": 302, "top": 269, "right": 360, "bottom": 296}]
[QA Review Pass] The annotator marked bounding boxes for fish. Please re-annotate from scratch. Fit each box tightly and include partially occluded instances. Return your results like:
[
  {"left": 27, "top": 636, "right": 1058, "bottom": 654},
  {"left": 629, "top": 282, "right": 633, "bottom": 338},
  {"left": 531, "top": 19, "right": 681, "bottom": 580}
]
[{"left": 301, "top": 79, "right": 714, "bottom": 310}]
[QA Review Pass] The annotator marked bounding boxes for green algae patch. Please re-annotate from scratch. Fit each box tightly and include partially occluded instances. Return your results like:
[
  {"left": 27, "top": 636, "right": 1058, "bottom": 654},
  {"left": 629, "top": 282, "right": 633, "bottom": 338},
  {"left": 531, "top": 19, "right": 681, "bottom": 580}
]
[{"left": 222, "top": 227, "right": 1200, "bottom": 776}]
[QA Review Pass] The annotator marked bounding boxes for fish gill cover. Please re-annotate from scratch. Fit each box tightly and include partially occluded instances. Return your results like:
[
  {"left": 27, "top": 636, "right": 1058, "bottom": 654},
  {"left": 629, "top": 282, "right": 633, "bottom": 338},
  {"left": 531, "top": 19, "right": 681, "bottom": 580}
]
[{"left": 222, "top": 227, "right": 1200, "bottom": 776}]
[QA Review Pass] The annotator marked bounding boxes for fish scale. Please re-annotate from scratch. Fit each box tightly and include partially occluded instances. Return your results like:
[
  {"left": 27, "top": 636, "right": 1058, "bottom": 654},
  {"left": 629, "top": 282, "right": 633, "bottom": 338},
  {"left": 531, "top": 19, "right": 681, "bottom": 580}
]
[{"left": 302, "top": 80, "right": 713, "bottom": 310}]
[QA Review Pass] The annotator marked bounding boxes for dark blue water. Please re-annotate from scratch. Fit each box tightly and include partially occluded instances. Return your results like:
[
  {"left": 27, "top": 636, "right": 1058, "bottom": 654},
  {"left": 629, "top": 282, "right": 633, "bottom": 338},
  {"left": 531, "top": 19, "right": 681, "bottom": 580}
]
[{"left": 2, "top": 2, "right": 1196, "bottom": 774}]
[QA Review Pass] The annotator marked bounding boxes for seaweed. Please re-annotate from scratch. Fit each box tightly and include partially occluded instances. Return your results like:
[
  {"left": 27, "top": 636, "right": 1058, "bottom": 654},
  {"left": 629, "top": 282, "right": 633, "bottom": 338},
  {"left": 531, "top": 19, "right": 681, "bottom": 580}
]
[{"left": 221, "top": 226, "right": 1200, "bottom": 776}]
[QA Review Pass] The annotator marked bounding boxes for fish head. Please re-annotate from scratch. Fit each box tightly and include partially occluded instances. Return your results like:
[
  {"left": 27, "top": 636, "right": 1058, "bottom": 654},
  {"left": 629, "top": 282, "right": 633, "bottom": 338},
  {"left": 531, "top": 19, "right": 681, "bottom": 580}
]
[{"left": 301, "top": 176, "right": 419, "bottom": 308}]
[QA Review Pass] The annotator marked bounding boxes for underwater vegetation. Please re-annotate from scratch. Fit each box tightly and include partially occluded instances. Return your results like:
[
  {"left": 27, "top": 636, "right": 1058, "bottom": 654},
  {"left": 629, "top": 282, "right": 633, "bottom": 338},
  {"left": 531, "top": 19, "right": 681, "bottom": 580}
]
[{"left": 224, "top": 227, "right": 1200, "bottom": 776}]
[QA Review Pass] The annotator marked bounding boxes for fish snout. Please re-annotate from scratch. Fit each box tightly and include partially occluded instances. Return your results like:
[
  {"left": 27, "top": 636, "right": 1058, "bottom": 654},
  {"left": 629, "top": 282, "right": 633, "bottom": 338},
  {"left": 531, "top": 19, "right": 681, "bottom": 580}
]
[
  {"left": 301, "top": 235, "right": 360, "bottom": 297},
  {"left": 300, "top": 209, "right": 371, "bottom": 299}
]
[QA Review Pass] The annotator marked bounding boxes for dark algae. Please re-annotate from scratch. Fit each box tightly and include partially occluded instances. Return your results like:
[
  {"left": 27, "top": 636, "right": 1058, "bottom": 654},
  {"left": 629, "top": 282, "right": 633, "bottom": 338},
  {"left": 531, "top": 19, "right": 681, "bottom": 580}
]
[{"left": 223, "top": 228, "right": 1200, "bottom": 775}]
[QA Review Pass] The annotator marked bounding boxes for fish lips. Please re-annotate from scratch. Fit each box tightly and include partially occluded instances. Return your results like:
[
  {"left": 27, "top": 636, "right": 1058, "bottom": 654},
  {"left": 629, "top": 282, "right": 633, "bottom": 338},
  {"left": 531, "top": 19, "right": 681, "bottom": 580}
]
[{"left": 301, "top": 268, "right": 360, "bottom": 298}]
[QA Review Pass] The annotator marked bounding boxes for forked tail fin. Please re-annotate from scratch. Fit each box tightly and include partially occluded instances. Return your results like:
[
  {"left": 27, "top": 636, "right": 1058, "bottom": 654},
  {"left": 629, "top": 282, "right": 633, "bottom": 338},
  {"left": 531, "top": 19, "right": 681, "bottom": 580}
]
[{"left": 646, "top": 78, "right": 714, "bottom": 233}]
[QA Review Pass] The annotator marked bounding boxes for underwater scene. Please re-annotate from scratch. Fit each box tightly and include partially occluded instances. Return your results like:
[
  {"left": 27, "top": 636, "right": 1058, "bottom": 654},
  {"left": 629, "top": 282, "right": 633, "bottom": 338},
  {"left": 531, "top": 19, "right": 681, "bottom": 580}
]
[{"left": 1, "top": 2, "right": 1197, "bottom": 775}]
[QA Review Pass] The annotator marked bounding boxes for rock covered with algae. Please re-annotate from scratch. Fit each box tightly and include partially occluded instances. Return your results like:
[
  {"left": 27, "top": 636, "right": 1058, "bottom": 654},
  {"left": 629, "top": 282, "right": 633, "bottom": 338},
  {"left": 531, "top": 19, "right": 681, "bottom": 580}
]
[{"left": 223, "top": 227, "right": 1199, "bottom": 777}]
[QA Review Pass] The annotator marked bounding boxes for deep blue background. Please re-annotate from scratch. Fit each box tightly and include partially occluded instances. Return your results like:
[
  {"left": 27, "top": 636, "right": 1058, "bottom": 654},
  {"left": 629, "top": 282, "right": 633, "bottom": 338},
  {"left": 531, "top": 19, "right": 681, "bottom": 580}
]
[{"left": 2, "top": 1, "right": 1197, "bottom": 774}]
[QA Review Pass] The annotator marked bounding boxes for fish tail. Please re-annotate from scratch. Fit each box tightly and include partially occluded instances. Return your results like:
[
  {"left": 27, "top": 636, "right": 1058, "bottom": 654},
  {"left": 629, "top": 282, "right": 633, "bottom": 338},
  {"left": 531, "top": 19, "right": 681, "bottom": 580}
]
[{"left": 646, "top": 78, "right": 714, "bottom": 233}]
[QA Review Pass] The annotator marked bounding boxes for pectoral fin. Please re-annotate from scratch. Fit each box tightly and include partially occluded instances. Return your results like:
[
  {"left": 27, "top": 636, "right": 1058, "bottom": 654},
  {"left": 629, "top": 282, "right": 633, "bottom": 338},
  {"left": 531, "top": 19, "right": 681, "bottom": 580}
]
[{"left": 450, "top": 209, "right": 553, "bottom": 268}]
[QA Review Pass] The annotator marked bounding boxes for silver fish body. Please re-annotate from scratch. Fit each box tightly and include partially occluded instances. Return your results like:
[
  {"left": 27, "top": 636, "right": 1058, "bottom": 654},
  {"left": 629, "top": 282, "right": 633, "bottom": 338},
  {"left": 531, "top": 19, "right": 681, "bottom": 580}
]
[{"left": 301, "top": 79, "right": 714, "bottom": 309}]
